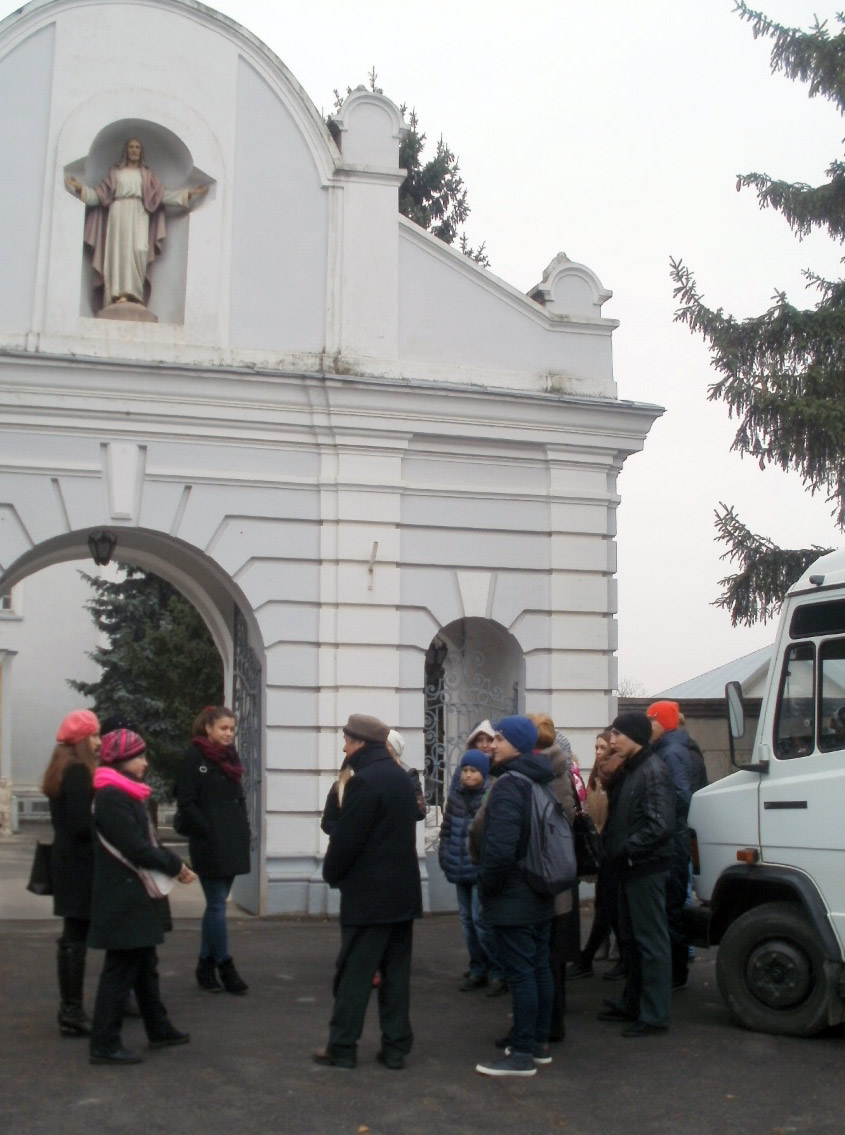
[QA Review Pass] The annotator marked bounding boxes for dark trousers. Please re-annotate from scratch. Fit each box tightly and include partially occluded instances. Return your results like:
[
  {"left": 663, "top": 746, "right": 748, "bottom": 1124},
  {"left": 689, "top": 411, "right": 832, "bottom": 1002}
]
[
  {"left": 548, "top": 885, "right": 579, "bottom": 1039},
  {"left": 617, "top": 871, "right": 671, "bottom": 1028},
  {"left": 580, "top": 860, "right": 619, "bottom": 966},
  {"left": 90, "top": 946, "right": 170, "bottom": 1053},
  {"left": 666, "top": 827, "right": 691, "bottom": 985},
  {"left": 328, "top": 922, "right": 414, "bottom": 1061},
  {"left": 493, "top": 919, "right": 554, "bottom": 1055}
]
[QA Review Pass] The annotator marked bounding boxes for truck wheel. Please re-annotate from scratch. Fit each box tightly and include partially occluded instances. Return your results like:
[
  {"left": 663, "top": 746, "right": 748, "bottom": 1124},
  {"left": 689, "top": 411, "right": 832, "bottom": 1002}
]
[{"left": 716, "top": 901, "right": 830, "bottom": 1037}]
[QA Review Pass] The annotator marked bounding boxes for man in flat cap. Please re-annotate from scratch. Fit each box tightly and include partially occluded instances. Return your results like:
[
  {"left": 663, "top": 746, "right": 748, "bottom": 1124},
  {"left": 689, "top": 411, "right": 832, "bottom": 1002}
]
[
  {"left": 314, "top": 714, "right": 422, "bottom": 1070},
  {"left": 598, "top": 711, "right": 674, "bottom": 1037}
]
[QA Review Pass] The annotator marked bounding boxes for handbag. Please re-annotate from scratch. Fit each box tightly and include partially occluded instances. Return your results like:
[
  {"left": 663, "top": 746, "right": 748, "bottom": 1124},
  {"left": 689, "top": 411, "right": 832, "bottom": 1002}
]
[
  {"left": 571, "top": 777, "right": 603, "bottom": 877},
  {"left": 26, "top": 840, "right": 54, "bottom": 896},
  {"left": 96, "top": 822, "right": 175, "bottom": 900}
]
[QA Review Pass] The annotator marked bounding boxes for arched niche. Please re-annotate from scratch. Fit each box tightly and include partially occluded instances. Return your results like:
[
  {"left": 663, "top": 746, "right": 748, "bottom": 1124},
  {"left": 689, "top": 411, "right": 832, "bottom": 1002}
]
[
  {"left": 424, "top": 617, "right": 525, "bottom": 808},
  {"left": 64, "top": 118, "right": 214, "bottom": 322}
]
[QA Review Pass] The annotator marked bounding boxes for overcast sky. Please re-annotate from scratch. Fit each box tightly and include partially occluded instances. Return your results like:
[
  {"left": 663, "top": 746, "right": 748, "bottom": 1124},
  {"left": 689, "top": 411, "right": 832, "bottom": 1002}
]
[{"left": 6, "top": 0, "right": 841, "bottom": 693}]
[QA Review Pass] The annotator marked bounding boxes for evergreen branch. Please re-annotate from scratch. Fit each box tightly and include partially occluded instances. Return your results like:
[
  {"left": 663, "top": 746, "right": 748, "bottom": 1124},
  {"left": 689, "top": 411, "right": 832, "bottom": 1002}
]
[
  {"left": 670, "top": 257, "right": 845, "bottom": 527},
  {"left": 734, "top": 3, "right": 845, "bottom": 114},
  {"left": 713, "top": 504, "right": 833, "bottom": 625},
  {"left": 735, "top": 168, "right": 845, "bottom": 243}
]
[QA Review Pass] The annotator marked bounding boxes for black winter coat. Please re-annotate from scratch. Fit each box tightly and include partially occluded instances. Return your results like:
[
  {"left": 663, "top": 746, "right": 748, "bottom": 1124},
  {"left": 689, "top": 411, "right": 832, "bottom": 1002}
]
[
  {"left": 49, "top": 762, "right": 94, "bottom": 920},
  {"left": 88, "top": 785, "right": 183, "bottom": 951},
  {"left": 174, "top": 745, "right": 251, "bottom": 879},
  {"left": 478, "top": 753, "right": 556, "bottom": 927},
  {"left": 322, "top": 743, "right": 422, "bottom": 927},
  {"left": 603, "top": 745, "right": 674, "bottom": 880}
]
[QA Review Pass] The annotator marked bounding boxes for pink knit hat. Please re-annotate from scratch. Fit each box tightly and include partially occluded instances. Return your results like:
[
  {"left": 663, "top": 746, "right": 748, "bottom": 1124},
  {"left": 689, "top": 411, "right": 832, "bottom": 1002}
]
[
  {"left": 100, "top": 729, "right": 146, "bottom": 764},
  {"left": 56, "top": 709, "right": 100, "bottom": 745}
]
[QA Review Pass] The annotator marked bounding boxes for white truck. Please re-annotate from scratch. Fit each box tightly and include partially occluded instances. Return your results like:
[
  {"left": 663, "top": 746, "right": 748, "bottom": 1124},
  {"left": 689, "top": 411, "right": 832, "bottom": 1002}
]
[{"left": 688, "top": 548, "right": 845, "bottom": 1036}]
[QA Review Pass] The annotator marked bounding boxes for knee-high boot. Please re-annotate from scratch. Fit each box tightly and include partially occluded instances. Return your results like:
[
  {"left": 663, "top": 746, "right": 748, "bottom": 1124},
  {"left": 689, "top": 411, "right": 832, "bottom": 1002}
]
[{"left": 57, "top": 940, "right": 91, "bottom": 1037}]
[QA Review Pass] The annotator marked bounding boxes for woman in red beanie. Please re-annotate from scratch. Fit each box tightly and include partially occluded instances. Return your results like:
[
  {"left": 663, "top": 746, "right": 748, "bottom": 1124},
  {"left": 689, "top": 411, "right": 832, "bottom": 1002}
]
[{"left": 41, "top": 709, "right": 102, "bottom": 1036}]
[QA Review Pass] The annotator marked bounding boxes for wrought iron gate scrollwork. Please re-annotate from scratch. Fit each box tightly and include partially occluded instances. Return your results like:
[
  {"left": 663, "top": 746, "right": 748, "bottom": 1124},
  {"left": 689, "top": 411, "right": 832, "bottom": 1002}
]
[
  {"left": 423, "top": 635, "right": 518, "bottom": 810},
  {"left": 233, "top": 610, "right": 261, "bottom": 854}
]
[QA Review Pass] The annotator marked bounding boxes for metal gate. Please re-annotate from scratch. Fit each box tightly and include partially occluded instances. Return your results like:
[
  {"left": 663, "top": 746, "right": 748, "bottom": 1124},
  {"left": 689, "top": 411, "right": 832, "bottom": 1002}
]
[
  {"left": 231, "top": 608, "right": 262, "bottom": 913},
  {"left": 423, "top": 636, "right": 518, "bottom": 810}
]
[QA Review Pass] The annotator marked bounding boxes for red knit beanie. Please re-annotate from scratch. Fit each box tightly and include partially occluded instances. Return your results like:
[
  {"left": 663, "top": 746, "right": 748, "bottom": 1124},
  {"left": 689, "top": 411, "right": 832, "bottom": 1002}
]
[
  {"left": 56, "top": 709, "right": 100, "bottom": 745},
  {"left": 646, "top": 700, "right": 680, "bottom": 733},
  {"left": 100, "top": 729, "right": 146, "bottom": 764}
]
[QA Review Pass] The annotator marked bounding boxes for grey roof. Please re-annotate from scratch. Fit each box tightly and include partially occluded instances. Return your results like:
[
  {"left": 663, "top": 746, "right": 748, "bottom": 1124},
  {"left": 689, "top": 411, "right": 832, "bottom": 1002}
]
[{"left": 655, "top": 644, "right": 774, "bottom": 700}]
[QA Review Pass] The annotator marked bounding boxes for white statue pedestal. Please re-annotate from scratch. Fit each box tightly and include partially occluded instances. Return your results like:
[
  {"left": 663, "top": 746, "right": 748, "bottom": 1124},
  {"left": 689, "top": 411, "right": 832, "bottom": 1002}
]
[{"left": 97, "top": 301, "right": 158, "bottom": 323}]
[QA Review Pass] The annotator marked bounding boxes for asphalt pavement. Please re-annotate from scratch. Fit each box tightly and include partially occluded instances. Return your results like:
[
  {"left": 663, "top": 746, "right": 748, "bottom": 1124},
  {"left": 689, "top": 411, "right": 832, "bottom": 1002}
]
[{"left": 1, "top": 823, "right": 843, "bottom": 1135}]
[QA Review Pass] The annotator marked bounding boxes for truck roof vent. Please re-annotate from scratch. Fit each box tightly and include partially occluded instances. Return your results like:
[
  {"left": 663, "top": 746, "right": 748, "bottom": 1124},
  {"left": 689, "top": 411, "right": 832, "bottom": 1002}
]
[{"left": 809, "top": 574, "right": 825, "bottom": 586}]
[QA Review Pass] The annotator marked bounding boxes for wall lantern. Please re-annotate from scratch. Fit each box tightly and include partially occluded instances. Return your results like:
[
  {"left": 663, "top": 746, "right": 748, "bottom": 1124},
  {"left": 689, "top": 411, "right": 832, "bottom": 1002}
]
[{"left": 87, "top": 529, "right": 118, "bottom": 566}]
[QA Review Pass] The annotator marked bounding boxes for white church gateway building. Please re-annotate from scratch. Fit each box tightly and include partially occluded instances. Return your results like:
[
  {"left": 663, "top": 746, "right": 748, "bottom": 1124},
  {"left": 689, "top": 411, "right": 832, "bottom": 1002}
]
[{"left": 0, "top": 0, "right": 660, "bottom": 914}]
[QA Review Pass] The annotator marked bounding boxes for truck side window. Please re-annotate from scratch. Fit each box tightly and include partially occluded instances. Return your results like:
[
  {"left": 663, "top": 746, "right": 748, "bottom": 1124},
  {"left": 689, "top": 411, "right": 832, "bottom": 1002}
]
[
  {"left": 774, "top": 643, "right": 815, "bottom": 759},
  {"left": 817, "top": 638, "right": 845, "bottom": 753}
]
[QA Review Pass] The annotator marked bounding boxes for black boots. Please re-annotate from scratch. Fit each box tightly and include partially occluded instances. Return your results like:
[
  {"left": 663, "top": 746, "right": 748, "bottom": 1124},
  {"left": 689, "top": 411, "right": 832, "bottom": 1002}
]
[
  {"left": 57, "top": 940, "right": 91, "bottom": 1037},
  {"left": 218, "top": 957, "right": 248, "bottom": 995},
  {"left": 195, "top": 956, "right": 223, "bottom": 992},
  {"left": 196, "top": 955, "right": 248, "bottom": 994}
]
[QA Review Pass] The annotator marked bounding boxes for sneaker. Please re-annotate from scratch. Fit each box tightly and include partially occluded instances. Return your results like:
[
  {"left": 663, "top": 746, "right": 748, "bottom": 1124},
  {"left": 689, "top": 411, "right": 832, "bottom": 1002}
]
[
  {"left": 505, "top": 1043, "right": 552, "bottom": 1065},
  {"left": 475, "top": 1052, "right": 537, "bottom": 1077},
  {"left": 484, "top": 979, "right": 508, "bottom": 997}
]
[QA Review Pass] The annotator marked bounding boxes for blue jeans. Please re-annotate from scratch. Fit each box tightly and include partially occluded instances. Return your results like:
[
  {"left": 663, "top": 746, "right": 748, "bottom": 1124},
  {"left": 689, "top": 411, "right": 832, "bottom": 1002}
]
[
  {"left": 493, "top": 919, "right": 554, "bottom": 1055},
  {"left": 199, "top": 876, "right": 233, "bottom": 963},
  {"left": 455, "top": 882, "right": 504, "bottom": 981}
]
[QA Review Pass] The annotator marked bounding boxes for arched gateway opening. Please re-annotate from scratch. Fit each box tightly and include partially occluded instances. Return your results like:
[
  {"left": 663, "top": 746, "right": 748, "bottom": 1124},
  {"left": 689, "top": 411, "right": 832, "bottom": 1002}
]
[
  {"left": 0, "top": 526, "right": 265, "bottom": 914},
  {"left": 424, "top": 617, "right": 524, "bottom": 811}
]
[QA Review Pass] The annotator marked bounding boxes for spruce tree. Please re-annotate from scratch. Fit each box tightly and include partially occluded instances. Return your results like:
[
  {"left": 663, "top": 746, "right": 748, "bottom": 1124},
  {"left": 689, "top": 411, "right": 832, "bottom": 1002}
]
[
  {"left": 670, "top": 2, "right": 843, "bottom": 624},
  {"left": 333, "top": 70, "right": 489, "bottom": 266},
  {"left": 71, "top": 566, "right": 223, "bottom": 793}
]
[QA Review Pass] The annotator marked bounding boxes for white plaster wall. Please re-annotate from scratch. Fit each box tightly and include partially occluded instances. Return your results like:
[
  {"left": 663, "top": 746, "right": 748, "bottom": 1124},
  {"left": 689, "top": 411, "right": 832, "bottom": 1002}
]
[
  {"left": 0, "top": 562, "right": 101, "bottom": 789},
  {"left": 0, "top": 0, "right": 663, "bottom": 912},
  {"left": 0, "top": 23, "right": 54, "bottom": 338},
  {"left": 229, "top": 59, "right": 328, "bottom": 352},
  {"left": 398, "top": 228, "right": 617, "bottom": 395}
]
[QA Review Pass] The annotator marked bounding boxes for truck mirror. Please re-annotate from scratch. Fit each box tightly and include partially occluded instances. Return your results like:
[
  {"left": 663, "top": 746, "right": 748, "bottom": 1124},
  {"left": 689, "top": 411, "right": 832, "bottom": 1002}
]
[{"left": 726, "top": 680, "right": 745, "bottom": 740}]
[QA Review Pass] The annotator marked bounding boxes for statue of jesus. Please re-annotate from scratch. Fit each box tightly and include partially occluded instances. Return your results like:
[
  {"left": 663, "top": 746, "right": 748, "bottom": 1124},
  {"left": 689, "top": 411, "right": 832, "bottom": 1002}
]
[{"left": 66, "top": 137, "right": 208, "bottom": 312}]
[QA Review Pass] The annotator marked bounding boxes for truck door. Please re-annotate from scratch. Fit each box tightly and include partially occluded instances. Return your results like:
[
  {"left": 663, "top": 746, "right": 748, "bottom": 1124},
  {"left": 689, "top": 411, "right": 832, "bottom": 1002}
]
[{"left": 761, "top": 630, "right": 845, "bottom": 951}]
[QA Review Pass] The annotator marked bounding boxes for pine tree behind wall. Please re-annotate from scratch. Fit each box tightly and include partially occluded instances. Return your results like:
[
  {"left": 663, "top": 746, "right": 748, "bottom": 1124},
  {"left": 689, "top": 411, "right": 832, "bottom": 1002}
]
[{"left": 71, "top": 566, "right": 223, "bottom": 795}]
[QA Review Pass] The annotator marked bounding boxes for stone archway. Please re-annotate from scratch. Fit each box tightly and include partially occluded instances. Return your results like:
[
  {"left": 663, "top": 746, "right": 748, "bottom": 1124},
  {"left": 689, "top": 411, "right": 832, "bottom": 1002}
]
[
  {"left": 0, "top": 526, "right": 266, "bottom": 913},
  {"left": 423, "top": 617, "right": 524, "bottom": 811}
]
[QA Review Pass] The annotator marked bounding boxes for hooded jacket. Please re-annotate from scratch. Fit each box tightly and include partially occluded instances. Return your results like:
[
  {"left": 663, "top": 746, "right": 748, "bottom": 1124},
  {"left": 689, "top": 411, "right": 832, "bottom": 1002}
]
[
  {"left": 478, "top": 752, "right": 557, "bottom": 926},
  {"left": 439, "top": 772, "right": 489, "bottom": 885}
]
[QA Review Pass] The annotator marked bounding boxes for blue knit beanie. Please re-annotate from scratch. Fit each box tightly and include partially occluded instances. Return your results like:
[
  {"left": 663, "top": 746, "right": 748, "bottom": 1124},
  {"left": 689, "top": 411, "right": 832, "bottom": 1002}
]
[
  {"left": 494, "top": 715, "right": 539, "bottom": 755},
  {"left": 459, "top": 749, "right": 490, "bottom": 776}
]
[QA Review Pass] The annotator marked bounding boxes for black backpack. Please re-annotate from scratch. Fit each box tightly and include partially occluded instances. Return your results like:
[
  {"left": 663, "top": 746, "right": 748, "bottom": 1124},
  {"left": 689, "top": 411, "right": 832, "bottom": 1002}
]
[{"left": 507, "top": 770, "right": 577, "bottom": 895}]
